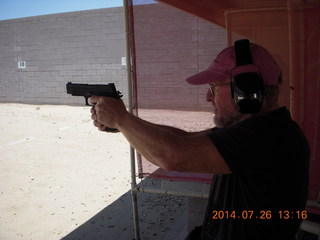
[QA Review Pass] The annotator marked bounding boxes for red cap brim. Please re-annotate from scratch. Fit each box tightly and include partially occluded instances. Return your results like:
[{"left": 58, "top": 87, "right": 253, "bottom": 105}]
[{"left": 186, "top": 69, "right": 228, "bottom": 85}]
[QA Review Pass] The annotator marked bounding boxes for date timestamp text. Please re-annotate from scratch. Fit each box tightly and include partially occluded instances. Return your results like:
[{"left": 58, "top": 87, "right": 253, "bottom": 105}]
[{"left": 212, "top": 210, "right": 308, "bottom": 220}]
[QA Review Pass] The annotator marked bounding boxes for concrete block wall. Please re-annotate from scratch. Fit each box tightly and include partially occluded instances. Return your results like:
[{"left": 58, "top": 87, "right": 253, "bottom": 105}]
[
  {"left": 0, "top": 3, "right": 227, "bottom": 110},
  {"left": 0, "top": 7, "right": 128, "bottom": 106}
]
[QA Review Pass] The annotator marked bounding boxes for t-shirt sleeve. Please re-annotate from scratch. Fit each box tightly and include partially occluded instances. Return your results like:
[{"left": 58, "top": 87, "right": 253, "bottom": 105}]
[{"left": 207, "top": 123, "right": 274, "bottom": 174}]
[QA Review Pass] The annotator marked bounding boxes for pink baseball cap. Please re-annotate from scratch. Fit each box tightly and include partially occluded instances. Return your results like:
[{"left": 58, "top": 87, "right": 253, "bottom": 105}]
[{"left": 186, "top": 42, "right": 281, "bottom": 86}]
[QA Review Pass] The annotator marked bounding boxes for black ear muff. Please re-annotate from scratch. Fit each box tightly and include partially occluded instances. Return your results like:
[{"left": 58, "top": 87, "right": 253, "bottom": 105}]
[{"left": 232, "top": 39, "right": 264, "bottom": 114}]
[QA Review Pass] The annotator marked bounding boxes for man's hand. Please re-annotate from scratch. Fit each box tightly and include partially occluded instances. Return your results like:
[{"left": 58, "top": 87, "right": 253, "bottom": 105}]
[{"left": 89, "top": 96, "right": 127, "bottom": 132}]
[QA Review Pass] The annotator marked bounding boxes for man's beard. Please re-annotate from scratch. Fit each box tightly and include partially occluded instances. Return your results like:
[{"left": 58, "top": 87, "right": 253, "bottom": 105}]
[{"left": 213, "top": 111, "right": 242, "bottom": 128}]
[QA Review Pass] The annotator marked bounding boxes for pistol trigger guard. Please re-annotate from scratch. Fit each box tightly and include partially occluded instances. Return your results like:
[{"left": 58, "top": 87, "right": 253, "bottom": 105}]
[
  {"left": 85, "top": 97, "right": 90, "bottom": 106},
  {"left": 85, "top": 96, "right": 95, "bottom": 106},
  {"left": 117, "top": 91, "right": 123, "bottom": 98}
]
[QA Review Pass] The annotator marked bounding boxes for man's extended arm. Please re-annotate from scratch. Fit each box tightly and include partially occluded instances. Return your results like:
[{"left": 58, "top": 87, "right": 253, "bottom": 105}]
[{"left": 90, "top": 96, "right": 231, "bottom": 174}]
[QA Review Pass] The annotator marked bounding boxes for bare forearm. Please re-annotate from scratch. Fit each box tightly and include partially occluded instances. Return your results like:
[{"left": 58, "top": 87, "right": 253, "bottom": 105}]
[
  {"left": 89, "top": 96, "right": 230, "bottom": 174},
  {"left": 117, "top": 113, "right": 182, "bottom": 169},
  {"left": 148, "top": 122, "right": 212, "bottom": 137},
  {"left": 116, "top": 112, "right": 220, "bottom": 173}
]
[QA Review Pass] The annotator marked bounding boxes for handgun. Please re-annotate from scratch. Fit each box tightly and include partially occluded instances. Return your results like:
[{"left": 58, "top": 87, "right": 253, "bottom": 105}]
[
  {"left": 66, "top": 82, "right": 123, "bottom": 132},
  {"left": 66, "top": 82, "right": 122, "bottom": 105}
]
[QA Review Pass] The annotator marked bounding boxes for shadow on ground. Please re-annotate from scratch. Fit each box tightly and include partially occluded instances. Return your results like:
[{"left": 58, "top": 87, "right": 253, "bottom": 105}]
[{"left": 61, "top": 179, "right": 187, "bottom": 240}]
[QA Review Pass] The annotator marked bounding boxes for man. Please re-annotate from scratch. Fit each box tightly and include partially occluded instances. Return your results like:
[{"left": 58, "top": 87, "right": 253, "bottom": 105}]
[{"left": 90, "top": 40, "right": 309, "bottom": 240}]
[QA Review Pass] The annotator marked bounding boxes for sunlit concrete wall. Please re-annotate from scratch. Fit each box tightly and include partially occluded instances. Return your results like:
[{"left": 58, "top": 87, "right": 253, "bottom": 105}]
[
  {"left": 0, "top": 4, "right": 227, "bottom": 111},
  {"left": 0, "top": 7, "right": 128, "bottom": 105}
]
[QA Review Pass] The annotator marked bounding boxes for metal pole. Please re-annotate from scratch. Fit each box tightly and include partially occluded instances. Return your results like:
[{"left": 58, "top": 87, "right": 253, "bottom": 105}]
[
  {"left": 123, "top": 1, "right": 140, "bottom": 239},
  {"left": 130, "top": 147, "right": 140, "bottom": 240}
]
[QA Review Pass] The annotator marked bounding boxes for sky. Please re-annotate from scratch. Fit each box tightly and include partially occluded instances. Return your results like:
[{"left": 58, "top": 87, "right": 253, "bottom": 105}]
[{"left": 0, "top": 0, "right": 124, "bottom": 21}]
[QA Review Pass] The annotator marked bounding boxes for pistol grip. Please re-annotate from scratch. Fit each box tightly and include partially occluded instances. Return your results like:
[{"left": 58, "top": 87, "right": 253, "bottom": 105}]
[
  {"left": 90, "top": 102, "right": 118, "bottom": 132},
  {"left": 104, "top": 127, "right": 119, "bottom": 133}
]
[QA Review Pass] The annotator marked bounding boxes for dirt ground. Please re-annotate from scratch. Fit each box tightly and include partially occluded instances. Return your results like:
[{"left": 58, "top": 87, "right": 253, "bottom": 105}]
[{"left": 0, "top": 103, "right": 213, "bottom": 240}]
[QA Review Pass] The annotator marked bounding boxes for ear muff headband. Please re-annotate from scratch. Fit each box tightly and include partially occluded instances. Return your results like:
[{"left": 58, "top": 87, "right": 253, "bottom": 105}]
[
  {"left": 232, "top": 39, "right": 264, "bottom": 113},
  {"left": 235, "top": 39, "right": 253, "bottom": 66}
]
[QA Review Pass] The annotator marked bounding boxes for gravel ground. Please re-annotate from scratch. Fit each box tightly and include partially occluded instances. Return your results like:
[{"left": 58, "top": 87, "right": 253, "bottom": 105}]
[{"left": 0, "top": 103, "right": 213, "bottom": 240}]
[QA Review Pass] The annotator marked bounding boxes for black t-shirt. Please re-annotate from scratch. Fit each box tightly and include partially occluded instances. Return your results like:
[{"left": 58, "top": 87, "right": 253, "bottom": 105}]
[{"left": 201, "top": 107, "right": 310, "bottom": 240}]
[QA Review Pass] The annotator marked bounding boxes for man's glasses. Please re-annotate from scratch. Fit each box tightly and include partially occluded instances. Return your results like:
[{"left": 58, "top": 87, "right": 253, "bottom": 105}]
[{"left": 209, "top": 82, "right": 231, "bottom": 96}]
